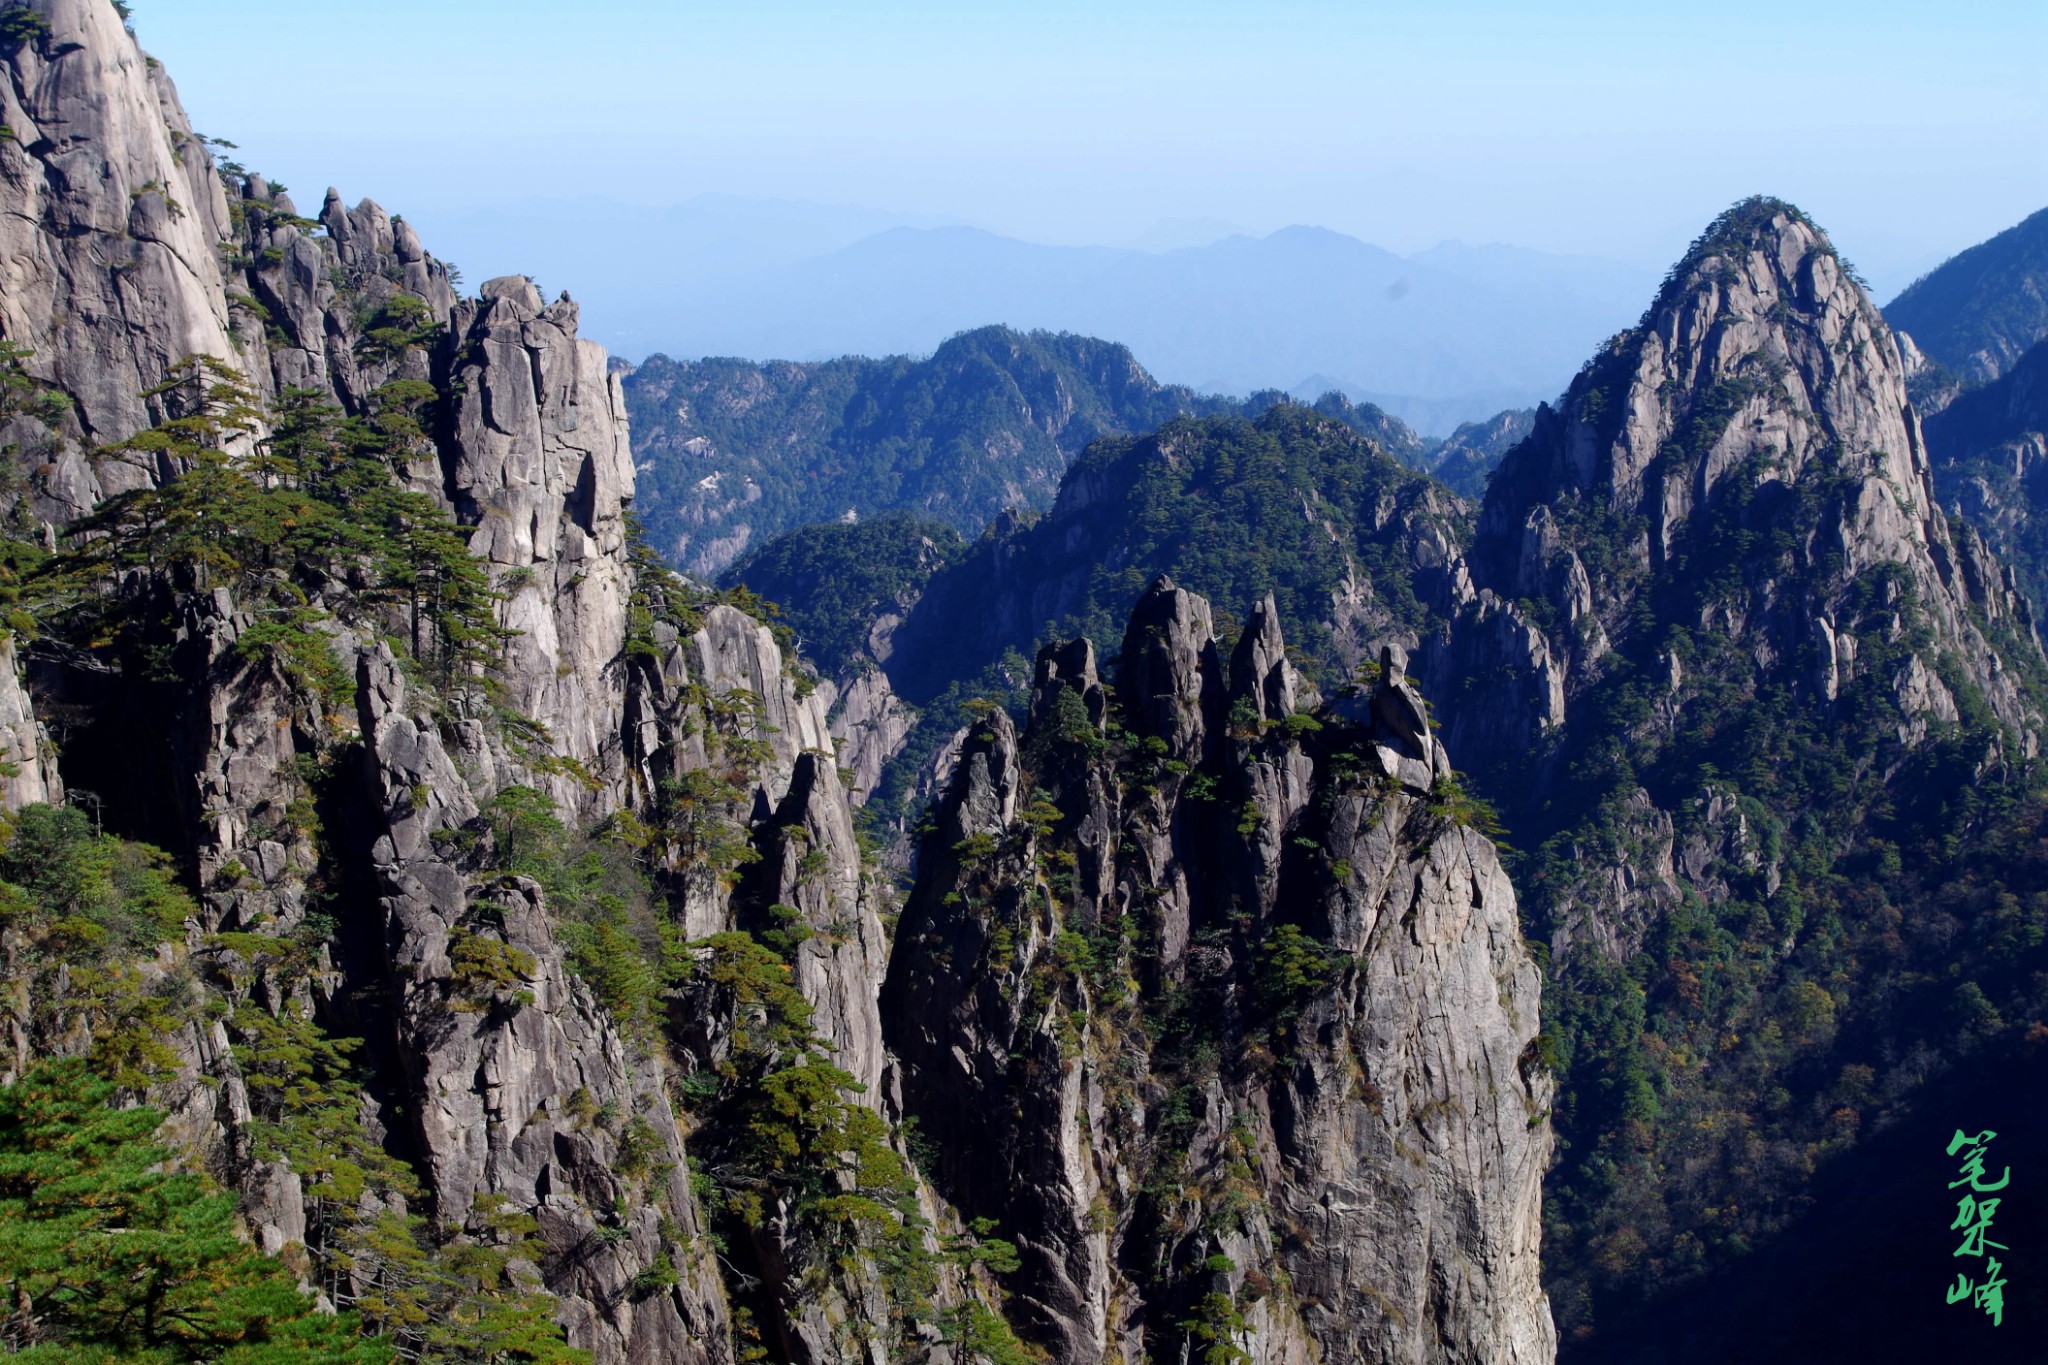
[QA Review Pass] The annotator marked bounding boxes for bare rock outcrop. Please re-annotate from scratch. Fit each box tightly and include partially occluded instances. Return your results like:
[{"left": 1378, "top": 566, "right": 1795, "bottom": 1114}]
[
  {"left": 1452, "top": 198, "right": 2046, "bottom": 962},
  {"left": 357, "top": 647, "right": 732, "bottom": 1365},
  {"left": 440, "top": 280, "right": 638, "bottom": 816},
  {"left": 822, "top": 667, "right": 916, "bottom": 805},
  {"left": 0, "top": 637, "right": 58, "bottom": 808},
  {"left": 0, "top": 12, "right": 1567, "bottom": 1365},
  {"left": 753, "top": 751, "right": 891, "bottom": 1099},
  {"left": 0, "top": 0, "right": 239, "bottom": 455},
  {"left": 884, "top": 583, "right": 1554, "bottom": 1365}
]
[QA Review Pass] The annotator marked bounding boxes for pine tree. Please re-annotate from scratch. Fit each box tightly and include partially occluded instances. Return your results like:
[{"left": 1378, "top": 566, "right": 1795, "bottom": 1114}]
[
  {"left": 25, "top": 363, "right": 503, "bottom": 695},
  {"left": 0, "top": 1056, "right": 388, "bottom": 1364},
  {"left": 345, "top": 1200, "right": 590, "bottom": 1365},
  {"left": 217, "top": 933, "right": 421, "bottom": 1306}
]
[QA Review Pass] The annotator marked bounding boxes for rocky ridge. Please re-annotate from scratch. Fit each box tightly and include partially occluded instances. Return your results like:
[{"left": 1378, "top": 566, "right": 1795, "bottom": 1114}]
[
  {"left": 702, "top": 195, "right": 2048, "bottom": 1360},
  {"left": 885, "top": 578, "right": 1554, "bottom": 1365},
  {"left": 0, "top": 6, "right": 1559, "bottom": 1365},
  {"left": 623, "top": 328, "right": 1240, "bottom": 578},
  {"left": 1407, "top": 199, "right": 2048, "bottom": 1352},
  {"left": 0, "top": 3, "right": 875, "bottom": 1360},
  {"left": 1447, "top": 198, "right": 2041, "bottom": 955}
]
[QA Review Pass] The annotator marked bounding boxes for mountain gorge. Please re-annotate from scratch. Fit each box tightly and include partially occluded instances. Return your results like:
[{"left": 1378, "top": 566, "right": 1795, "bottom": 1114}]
[
  {"left": 0, "top": 5, "right": 1560, "bottom": 1364},
  {"left": 3, "top": 4, "right": 2044, "bottom": 1363},
  {"left": 726, "top": 198, "right": 2048, "bottom": 1360}
]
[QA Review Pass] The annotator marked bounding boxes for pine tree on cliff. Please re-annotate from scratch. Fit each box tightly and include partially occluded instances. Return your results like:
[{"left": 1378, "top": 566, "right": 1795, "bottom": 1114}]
[{"left": 0, "top": 1056, "right": 388, "bottom": 1364}]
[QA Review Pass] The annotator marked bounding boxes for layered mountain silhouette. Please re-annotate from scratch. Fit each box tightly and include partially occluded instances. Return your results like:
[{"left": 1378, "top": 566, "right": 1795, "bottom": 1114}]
[
  {"left": 623, "top": 326, "right": 1431, "bottom": 576},
  {"left": 1886, "top": 206, "right": 2048, "bottom": 391},
  {"left": 727, "top": 198, "right": 2048, "bottom": 1361},
  {"left": 3, "top": 4, "right": 2045, "bottom": 1363},
  {"left": 597, "top": 220, "right": 1653, "bottom": 431}
]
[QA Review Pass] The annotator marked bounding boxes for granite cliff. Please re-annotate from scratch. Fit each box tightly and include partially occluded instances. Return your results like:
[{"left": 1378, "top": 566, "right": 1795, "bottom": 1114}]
[
  {"left": 0, "top": 2, "right": 888, "bottom": 1359},
  {"left": 1449, "top": 197, "right": 2040, "bottom": 954},
  {"left": 885, "top": 582, "right": 1553, "bottom": 1364},
  {"left": 1435, "top": 199, "right": 2047, "bottom": 1350},
  {"left": 708, "top": 196, "right": 2048, "bottom": 1359},
  {"left": 0, "top": 5, "right": 1558, "bottom": 1364}
]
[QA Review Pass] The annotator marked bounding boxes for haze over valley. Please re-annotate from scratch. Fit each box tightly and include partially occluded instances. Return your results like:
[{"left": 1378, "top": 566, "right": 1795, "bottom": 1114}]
[{"left": 423, "top": 196, "right": 1660, "bottom": 432}]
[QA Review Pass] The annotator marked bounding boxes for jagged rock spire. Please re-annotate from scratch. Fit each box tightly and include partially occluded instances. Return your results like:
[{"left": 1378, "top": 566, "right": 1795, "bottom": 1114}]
[
  {"left": 1029, "top": 635, "right": 1106, "bottom": 733},
  {"left": 1116, "top": 574, "right": 1225, "bottom": 763},
  {"left": 1229, "top": 590, "right": 1319, "bottom": 722},
  {"left": 885, "top": 581, "right": 1555, "bottom": 1364}
]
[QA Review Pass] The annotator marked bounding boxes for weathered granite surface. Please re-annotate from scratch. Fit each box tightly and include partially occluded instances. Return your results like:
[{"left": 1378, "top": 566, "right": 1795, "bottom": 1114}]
[{"left": 885, "top": 579, "right": 1554, "bottom": 1364}]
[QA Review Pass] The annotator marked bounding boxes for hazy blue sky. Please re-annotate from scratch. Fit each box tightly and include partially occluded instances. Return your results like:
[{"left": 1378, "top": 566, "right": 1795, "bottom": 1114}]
[{"left": 143, "top": 0, "right": 2044, "bottom": 294}]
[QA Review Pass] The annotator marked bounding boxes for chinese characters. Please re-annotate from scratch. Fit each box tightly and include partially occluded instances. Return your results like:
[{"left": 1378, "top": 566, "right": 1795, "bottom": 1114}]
[{"left": 1944, "top": 1128, "right": 2010, "bottom": 1328}]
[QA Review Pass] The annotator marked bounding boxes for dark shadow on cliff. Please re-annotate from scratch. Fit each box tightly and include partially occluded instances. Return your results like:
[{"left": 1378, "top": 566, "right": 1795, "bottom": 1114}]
[{"left": 1571, "top": 1032, "right": 2047, "bottom": 1365}]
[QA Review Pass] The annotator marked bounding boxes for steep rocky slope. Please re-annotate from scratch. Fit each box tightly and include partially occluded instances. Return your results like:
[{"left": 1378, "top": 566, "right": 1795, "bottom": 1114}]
[
  {"left": 726, "top": 195, "right": 2048, "bottom": 1359},
  {"left": 0, "top": 7, "right": 1560, "bottom": 1365},
  {"left": 1454, "top": 196, "right": 2040, "bottom": 939},
  {"left": 0, "top": 0, "right": 238, "bottom": 455},
  {"left": 0, "top": 2, "right": 886, "bottom": 1359},
  {"left": 1441, "top": 197, "right": 2048, "bottom": 1348},
  {"left": 1926, "top": 336, "right": 2048, "bottom": 610},
  {"left": 884, "top": 581, "right": 1553, "bottom": 1364},
  {"left": 1884, "top": 205, "right": 2048, "bottom": 392}
]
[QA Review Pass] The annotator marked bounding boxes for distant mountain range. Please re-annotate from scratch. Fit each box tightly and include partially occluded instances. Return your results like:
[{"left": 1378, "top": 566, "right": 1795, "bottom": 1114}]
[
  {"left": 13, "top": 10, "right": 2048, "bottom": 1365},
  {"left": 425, "top": 195, "right": 1656, "bottom": 433},
  {"left": 619, "top": 326, "right": 1445, "bottom": 576}
]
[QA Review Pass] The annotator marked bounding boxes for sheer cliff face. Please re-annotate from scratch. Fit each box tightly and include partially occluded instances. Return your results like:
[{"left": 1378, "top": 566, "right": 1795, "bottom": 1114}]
[
  {"left": 0, "top": 10, "right": 1559, "bottom": 1365},
  {"left": 0, "top": 0, "right": 238, "bottom": 452},
  {"left": 439, "top": 278, "right": 638, "bottom": 817},
  {"left": 6, "top": 0, "right": 636, "bottom": 806},
  {"left": 884, "top": 580, "right": 1554, "bottom": 1365},
  {"left": 0, "top": 1, "right": 649, "bottom": 926},
  {"left": 0, "top": 6, "right": 739, "bottom": 1361},
  {"left": 0, "top": 8, "right": 917, "bottom": 1359}
]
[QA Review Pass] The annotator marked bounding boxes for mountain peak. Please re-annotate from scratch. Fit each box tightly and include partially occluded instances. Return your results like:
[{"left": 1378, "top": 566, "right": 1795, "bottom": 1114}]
[
  {"left": 1484, "top": 197, "right": 1909, "bottom": 550},
  {"left": 1465, "top": 196, "right": 2038, "bottom": 759},
  {"left": 1641, "top": 196, "right": 1879, "bottom": 340},
  {"left": 1663, "top": 196, "right": 1824, "bottom": 280}
]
